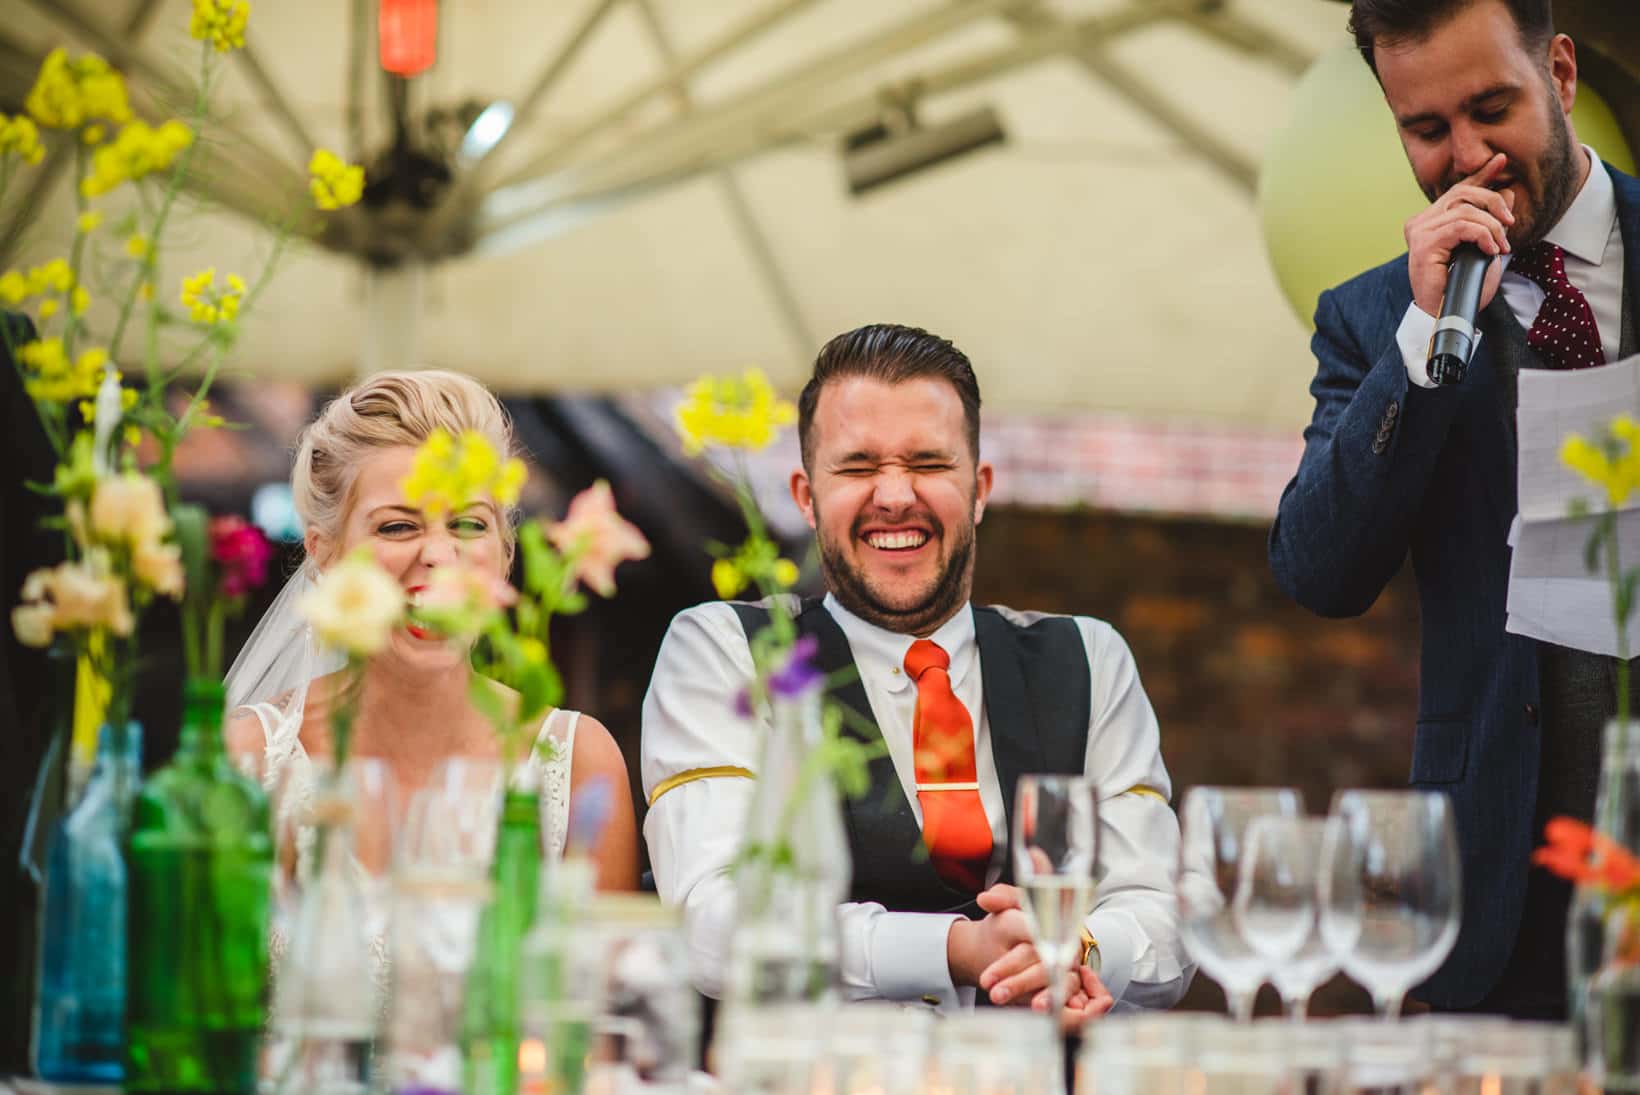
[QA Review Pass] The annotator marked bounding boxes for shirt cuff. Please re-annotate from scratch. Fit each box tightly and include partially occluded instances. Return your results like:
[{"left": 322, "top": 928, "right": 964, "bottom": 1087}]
[
  {"left": 1084, "top": 910, "right": 1138, "bottom": 1004},
  {"left": 869, "top": 911, "right": 962, "bottom": 1003},
  {"left": 1396, "top": 301, "right": 1483, "bottom": 389}
]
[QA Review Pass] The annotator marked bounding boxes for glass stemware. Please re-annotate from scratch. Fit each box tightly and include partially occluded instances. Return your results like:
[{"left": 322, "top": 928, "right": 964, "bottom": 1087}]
[
  {"left": 1012, "top": 774, "right": 1100, "bottom": 1023},
  {"left": 384, "top": 757, "right": 503, "bottom": 1094},
  {"left": 1325, "top": 789, "right": 1461, "bottom": 1019},
  {"left": 1233, "top": 815, "right": 1340, "bottom": 1020},
  {"left": 1177, "top": 786, "right": 1303, "bottom": 1022}
]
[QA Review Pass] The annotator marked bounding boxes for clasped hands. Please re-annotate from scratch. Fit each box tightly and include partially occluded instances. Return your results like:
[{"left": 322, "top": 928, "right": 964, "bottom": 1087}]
[{"left": 946, "top": 883, "right": 1114, "bottom": 1030}]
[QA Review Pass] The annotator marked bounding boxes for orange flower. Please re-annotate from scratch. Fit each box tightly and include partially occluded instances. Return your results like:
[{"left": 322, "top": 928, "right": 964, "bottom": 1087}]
[
  {"left": 1533, "top": 817, "right": 1598, "bottom": 884},
  {"left": 1535, "top": 815, "right": 1640, "bottom": 895}
]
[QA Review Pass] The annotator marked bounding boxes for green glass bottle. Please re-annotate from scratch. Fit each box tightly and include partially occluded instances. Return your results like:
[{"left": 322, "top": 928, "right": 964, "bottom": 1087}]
[
  {"left": 461, "top": 788, "right": 542, "bottom": 1095},
  {"left": 126, "top": 678, "right": 274, "bottom": 1094}
]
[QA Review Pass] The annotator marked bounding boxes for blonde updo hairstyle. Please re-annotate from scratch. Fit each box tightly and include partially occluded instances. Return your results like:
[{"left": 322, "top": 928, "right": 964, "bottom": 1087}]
[{"left": 292, "top": 369, "right": 520, "bottom": 566}]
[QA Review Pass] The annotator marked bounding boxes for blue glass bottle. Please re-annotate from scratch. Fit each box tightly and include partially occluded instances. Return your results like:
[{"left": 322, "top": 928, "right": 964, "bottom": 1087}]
[{"left": 33, "top": 721, "right": 142, "bottom": 1084}]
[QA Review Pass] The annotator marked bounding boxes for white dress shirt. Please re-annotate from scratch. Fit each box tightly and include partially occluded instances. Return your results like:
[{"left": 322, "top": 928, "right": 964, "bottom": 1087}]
[
  {"left": 640, "top": 594, "right": 1194, "bottom": 1011},
  {"left": 1398, "top": 146, "right": 1625, "bottom": 385}
]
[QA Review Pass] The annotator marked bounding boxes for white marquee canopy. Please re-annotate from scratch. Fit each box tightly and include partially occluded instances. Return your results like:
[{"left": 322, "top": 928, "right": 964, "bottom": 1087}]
[{"left": 4, "top": 0, "right": 1357, "bottom": 428}]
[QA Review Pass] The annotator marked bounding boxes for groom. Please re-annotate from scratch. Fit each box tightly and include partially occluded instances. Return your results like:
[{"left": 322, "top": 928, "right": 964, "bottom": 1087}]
[{"left": 641, "top": 323, "right": 1192, "bottom": 1017}]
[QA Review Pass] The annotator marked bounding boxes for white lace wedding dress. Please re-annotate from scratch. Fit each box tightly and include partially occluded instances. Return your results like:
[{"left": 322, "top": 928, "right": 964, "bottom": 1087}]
[{"left": 241, "top": 700, "right": 579, "bottom": 982}]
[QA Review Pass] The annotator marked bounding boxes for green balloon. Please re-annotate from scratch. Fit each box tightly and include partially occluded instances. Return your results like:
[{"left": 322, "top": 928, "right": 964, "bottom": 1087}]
[{"left": 1259, "top": 43, "right": 1636, "bottom": 327}]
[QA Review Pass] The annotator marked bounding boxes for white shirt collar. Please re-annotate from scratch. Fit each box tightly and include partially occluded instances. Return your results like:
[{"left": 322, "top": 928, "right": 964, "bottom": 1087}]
[
  {"left": 1543, "top": 145, "right": 1617, "bottom": 266},
  {"left": 822, "top": 593, "right": 977, "bottom": 694}
]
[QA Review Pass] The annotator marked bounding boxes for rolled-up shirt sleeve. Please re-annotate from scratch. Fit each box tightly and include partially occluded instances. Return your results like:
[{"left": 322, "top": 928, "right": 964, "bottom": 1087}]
[
  {"left": 1074, "top": 617, "right": 1195, "bottom": 1010},
  {"left": 641, "top": 603, "right": 960, "bottom": 1003}
]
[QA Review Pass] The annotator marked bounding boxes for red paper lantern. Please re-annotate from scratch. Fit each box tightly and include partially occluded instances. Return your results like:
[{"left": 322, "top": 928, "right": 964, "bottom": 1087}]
[{"left": 380, "top": 0, "right": 437, "bottom": 78}]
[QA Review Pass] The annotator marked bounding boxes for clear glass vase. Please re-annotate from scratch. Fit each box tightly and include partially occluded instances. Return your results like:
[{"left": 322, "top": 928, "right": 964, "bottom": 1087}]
[
  {"left": 1588, "top": 901, "right": 1640, "bottom": 1093},
  {"left": 126, "top": 678, "right": 274, "bottom": 1095},
  {"left": 724, "top": 690, "right": 852, "bottom": 1011},
  {"left": 518, "top": 856, "right": 600, "bottom": 1095},
  {"left": 33, "top": 720, "right": 141, "bottom": 1084},
  {"left": 268, "top": 761, "right": 391, "bottom": 1095},
  {"left": 1569, "top": 719, "right": 1640, "bottom": 1070}
]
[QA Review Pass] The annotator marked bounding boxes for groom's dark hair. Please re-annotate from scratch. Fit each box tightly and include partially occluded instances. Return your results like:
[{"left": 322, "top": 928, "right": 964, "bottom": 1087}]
[{"left": 797, "top": 323, "right": 982, "bottom": 471}]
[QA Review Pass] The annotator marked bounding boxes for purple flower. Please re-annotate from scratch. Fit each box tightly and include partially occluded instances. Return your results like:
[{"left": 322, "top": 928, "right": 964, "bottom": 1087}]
[
  {"left": 768, "top": 635, "right": 823, "bottom": 699},
  {"left": 733, "top": 688, "right": 754, "bottom": 719}
]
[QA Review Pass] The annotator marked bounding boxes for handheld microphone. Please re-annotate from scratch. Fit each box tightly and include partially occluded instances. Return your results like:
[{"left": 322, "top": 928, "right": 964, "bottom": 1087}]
[{"left": 1425, "top": 243, "right": 1490, "bottom": 385}]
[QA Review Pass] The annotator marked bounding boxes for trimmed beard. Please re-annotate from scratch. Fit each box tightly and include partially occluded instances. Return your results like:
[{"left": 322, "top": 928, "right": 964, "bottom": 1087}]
[
  {"left": 817, "top": 508, "right": 976, "bottom": 637},
  {"left": 1518, "top": 95, "right": 1580, "bottom": 248}
]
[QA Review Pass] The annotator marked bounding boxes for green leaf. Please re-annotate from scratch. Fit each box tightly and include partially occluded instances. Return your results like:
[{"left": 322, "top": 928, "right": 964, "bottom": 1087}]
[{"left": 1587, "top": 528, "right": 1606, "bottom": 575}]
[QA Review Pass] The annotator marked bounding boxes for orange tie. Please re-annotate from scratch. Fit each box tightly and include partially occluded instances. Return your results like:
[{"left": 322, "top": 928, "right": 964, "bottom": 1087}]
[{"left": 904, "top": 639, "right": 992, "bottom": 893}]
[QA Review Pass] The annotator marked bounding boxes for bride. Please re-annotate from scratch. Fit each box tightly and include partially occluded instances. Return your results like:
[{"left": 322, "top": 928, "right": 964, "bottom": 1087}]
[{"left": 223, "top": 369, "right": 638, "bottom": 888}]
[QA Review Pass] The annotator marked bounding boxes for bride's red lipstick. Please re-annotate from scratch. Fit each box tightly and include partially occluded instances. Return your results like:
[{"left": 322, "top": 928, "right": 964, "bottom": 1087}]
[{"left": 406, "top": 585, "right": 431, "bottom": 639}]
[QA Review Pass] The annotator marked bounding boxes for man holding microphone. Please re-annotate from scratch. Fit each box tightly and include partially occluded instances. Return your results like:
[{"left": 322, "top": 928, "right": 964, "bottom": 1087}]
[{"left": 1269, "top": 0, "right": 1640, "bottom": 1018}]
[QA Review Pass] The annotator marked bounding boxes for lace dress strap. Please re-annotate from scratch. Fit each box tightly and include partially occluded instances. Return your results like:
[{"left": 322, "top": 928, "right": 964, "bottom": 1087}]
[{"left": 524, "top": 708, "right": 579, "bottom": 858}]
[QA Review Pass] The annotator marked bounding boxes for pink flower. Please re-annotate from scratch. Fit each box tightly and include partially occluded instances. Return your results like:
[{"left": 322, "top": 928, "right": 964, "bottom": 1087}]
[
  {"left": 546, "top": 480, "right": 650, "bottom": 597},
  {"left": 210, "top": 515, "right": 273, "bottom": 598}
]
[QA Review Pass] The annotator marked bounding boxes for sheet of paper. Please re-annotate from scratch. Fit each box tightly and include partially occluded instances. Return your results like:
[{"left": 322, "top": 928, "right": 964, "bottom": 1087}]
[
  {"left": 1506, "top": 355, "right": 1640, "bottom": 656},
  {"left": 1516, "top": 354, "right": 1640, "bottom": 522}
]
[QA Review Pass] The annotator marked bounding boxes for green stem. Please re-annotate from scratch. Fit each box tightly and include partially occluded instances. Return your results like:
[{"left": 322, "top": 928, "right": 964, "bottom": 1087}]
[
  {"left": 110, "top": 47, "right": 215, "bottom": 365},
  {"left": 1610, "top": 513, "right": 1630, "bottom": 743},
  {"left": 60, "top": 146, "right": 89, "bottom": 361}
]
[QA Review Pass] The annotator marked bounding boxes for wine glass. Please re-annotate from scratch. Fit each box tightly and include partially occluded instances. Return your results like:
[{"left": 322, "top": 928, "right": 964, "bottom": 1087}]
[
  {"left": 1326, "top": 789, "right": 1461, "bottom": 1019},
  {"left": 1177, "top": 786, "right": 1302, "bottom": 1022},
  {"left": 1011, "top": 774, "right": 1100, "bottom": 1024},
  {"left": 382, "top": 757, "right": 504, "bottom": 1093},
  {"left": 1233, "top": 815, "right": 1339, "bottom": 1020}
]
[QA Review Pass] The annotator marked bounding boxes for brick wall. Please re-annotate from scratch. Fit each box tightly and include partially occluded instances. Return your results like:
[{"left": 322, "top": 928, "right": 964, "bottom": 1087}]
[{"left": 971, "top": 505, "right": 1422, "bottom": 1015}]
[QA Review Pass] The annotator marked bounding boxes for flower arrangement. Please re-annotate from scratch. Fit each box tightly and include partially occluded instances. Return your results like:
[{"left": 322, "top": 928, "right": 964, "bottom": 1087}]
[
  {"left": 1561, "top": 415, "right": 1640, "bottom": 727},
  {"left": 1, "top": 0, "right": 366, "bottom": 771},
  {"left": 673, "top": 370, "right": 881, "bottom": 847},
  {"left": 1535, "top": 413, "right": 1640, "bottom": 983},
  {"left": 402, "top": 429, "right": 651, "bottom": 772}
]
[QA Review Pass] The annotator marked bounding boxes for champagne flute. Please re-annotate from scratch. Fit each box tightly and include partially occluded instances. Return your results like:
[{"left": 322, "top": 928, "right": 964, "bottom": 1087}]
[
  {"left": 1233, "top": 815, "right": 1338, "bottom": 1020},
  {"left": 1326, "top": 789, "right": 1461, "bottom": 1019},
  {"left": 1177, "top": 786, "right": 1302, "bottom": 1022},
  {"left": 1012, "top": 774, "right": 1100, "bottom": 1023}
]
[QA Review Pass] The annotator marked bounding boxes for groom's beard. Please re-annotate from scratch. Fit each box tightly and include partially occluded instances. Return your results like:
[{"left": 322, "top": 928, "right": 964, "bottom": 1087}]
[{"left": 816, "top": 506, "right": 976, "bottom": 637}]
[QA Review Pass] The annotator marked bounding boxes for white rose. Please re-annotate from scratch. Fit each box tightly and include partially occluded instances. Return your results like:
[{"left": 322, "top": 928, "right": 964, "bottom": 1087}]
[
  {"left": 133, "top": 539, "right": 184, "bottom": 599},
  {"left": 89, "top": 473, "right": 170, "bottom": 548},
  {"left": 11, "top": 602, "right": 55, "bottom": 648},
  {"left": 299, "top": 553, "right": 404, "bottom": 657},
  {"left": 46, "top": 561, "right": 134, "bottom": 637}
]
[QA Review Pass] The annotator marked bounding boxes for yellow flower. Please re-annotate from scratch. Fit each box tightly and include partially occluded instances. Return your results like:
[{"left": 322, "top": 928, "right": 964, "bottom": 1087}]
[
  {"left": 38, "top": 298, "right": 58, "bottom": 319},
  {"left": 76, "top": 211, "right": 101, "bottom": 234},
  {"left": 0, "top": 271, "right": 26, "bottom": 305},
  {"left": 71, "top": 286, "right": 90, "bottom": 316},
  {"left": 772, "top": 558, "right": 800, "bottom": 589},
  {"left": 712, "top": 558, "right": 746, "bottom": 600},
  {"left": 25, "top": 50, "right": 133, "bottom": 132},
  {"left": 81, "top": 123, "right": 106, "bottom": 146},
  {"left": 674, "top": 368, "right": 796, "bottom": 455},
  {"left": 0, "top": 114, "right": 45, "bottom": 165},
  {"left": 189, "top": 0, "right": 251, "bottom": 53},
  {"left": 1562, "top": 423, "right": 1640, "bottom": 509},
  {"left": 82, "top": 120, "right": 193, "bottom": 197},
  {"left": 519, "top": 637, "right": 547, "bottom": 665},
  {"left": 298, "top": 551, "right": 404, "bottom": 657},
  {"left": 18, "top": 339, "right": 106, "bottom": 404},
  {"left": 177, "top": 266, "right": 245, "bottom": 325},
  {"left": 308, "top": 148, "right": 365, "bottom": 211},
  {"left": 124, "top": 234, "right": 150, "bottom": 261},
  {"left": 402, "top": 428, "right": 527, "bottom": 518}
]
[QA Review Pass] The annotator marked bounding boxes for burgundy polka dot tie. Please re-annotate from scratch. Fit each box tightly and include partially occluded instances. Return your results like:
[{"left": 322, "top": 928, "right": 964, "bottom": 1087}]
[{"left": 1510, "top": 241, "right": 1605, "bottom": 370}]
